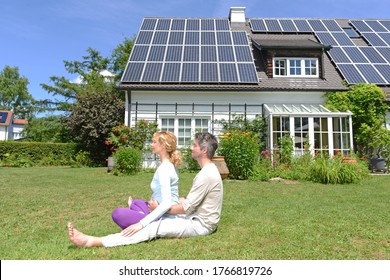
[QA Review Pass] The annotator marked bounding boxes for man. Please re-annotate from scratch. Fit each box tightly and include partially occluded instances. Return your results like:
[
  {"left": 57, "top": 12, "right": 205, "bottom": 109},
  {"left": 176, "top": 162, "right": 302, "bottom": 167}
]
[{"left": 68, "top": 132, "right": 223, "bottom": 248}]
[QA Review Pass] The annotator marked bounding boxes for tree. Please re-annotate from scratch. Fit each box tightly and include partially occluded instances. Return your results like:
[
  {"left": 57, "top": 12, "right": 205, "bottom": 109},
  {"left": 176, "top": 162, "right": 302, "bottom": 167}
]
[
  {"left": 40, "top": 48, "right": 117, "bottom": 112},
  {"left": 324, "top": 83, "right": 389, "bottom": 157},
  {"left": 110, "top": 37, "right": 135, "bottom": 81},
  {"left": 0, "top": 66, "right": 36, "bottom": 119},
  {"left": 63, "top": 92, "right": 124, "bottom": 165},
  {"left": 22, "top": 115, "right": 71, "bottom": 143}
]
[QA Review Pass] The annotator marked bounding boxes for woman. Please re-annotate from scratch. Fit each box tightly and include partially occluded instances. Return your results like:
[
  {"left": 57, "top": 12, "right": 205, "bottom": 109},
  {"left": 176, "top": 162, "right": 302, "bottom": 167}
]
[{"left": 111, "top": 131, "right": 182, "bottom": 237}]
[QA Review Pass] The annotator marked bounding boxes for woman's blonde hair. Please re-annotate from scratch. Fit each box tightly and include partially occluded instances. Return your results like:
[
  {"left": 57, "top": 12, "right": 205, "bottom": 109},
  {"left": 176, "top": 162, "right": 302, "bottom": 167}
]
[{"left": 153, "top": 131, "right": 183, "bottom": 167}]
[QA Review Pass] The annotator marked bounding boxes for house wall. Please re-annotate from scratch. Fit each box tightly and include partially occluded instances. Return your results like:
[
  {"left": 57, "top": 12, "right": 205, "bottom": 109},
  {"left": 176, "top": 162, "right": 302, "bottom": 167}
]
[{"left": 0, "top": 126, "right": 7, "bottom": 141}]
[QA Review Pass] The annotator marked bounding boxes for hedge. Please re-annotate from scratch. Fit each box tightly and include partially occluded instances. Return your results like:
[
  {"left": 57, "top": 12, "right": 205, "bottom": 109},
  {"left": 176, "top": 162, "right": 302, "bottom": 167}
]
[{"left": 0, "top": 141, "right": 79, "bottom": 164}]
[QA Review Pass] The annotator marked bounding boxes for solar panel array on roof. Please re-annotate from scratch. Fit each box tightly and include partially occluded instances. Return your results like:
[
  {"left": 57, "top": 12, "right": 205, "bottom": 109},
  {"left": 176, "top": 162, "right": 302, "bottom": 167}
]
[
  {"left": 122, "top": 18, "right": 258, "bottom": 84},
  {"left": 250, "top": 18, "right": 390, "bottom": 85},
  {"left": 0, "top": 111, "right": 9, "bottom": 124}
]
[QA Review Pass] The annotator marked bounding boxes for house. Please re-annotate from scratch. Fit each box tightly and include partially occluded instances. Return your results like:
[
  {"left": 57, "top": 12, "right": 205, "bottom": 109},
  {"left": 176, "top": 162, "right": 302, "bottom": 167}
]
[
  {"left": 119, "top": 7, "right": 390, "bottom": 157},
  {"left": 0, "top": 110, "right": 28, "bottom": 141}
]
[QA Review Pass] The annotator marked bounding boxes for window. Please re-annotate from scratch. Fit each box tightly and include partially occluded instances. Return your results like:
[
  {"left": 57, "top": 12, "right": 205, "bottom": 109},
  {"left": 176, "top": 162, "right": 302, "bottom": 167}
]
[
  {"left": 332, "top": 117, "right": 351, "bottom": 155},
  {"left": 273, "top": 58, "right": 318, "bottom": 77},
  {"left": 272, "top": 116, "right": 290, "bottom": 147},
  {"left": 160, "top": 117, "right": 209, "bottom": 147},
  {"left": 294, "top": 117, "right": 308, "bottom": 155},
  {"left": 314, "top": 117, "right": 329, "bottom": 155},
  {"left": 343, "top": 28, "right": 360, "bottom": 38}
]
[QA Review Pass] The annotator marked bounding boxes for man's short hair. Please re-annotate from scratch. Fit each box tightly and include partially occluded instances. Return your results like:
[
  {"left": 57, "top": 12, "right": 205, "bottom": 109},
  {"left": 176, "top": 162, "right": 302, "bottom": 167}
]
[{"left": 194, "top": 132, "right": 218, "bottom": 159}]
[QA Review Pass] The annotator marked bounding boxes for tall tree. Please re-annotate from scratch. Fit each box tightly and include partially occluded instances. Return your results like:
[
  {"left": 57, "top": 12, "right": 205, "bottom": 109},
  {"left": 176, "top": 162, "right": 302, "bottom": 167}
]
[
  {"left": 0, "top": 66, "right": 36, "bottom": 119},
  {"left": 110, "top": 37, "right": 135, "bottom": 81}
]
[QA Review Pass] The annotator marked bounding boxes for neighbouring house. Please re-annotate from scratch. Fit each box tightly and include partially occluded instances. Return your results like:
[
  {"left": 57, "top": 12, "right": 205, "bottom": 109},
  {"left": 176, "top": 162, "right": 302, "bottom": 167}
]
[
  {"left": 0, "top": 110, "right": 28, "bottom": 141},
  {"left": 118, "top": 6, "right": 390, "bottom": 158}
]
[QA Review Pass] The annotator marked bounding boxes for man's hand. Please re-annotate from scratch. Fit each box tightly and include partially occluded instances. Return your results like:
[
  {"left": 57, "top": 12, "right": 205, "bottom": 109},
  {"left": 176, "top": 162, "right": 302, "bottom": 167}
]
[
  {"left": 121, "top": 222, "right": 143, "bottom": 237},
  {"left": 147, "top": 198, "right": 159, "bottom": 211}
]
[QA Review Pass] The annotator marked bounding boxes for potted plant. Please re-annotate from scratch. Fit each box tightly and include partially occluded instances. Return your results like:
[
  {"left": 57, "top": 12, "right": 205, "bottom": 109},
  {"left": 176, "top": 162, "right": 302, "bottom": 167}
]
[{"left": 364, "top": 125, "right": 390, "bottom": 171}]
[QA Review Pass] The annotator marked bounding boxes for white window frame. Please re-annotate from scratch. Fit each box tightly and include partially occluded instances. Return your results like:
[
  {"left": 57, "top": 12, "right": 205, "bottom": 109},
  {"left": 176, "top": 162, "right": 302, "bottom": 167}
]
[
  {"left": 273, "top": 57, "right": 319, "bottom": 78},
  {"left": 159, "top": 116, "right": 210, "bottom": 147}
]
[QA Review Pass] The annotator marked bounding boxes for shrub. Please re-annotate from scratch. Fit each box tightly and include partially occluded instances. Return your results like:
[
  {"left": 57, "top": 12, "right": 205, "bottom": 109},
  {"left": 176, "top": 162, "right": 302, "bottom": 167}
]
[
  {"left": 180, "top": 147, "right": 200, "bottom": 171},
  {"left": 308, "top": 155, "right": 369, "bottom": 184},
  {"left": 113, "top": 148, "right": 142, "bottom": 175},
  {"left": 219, "top": 130, "right": 260, "bottom": 180}
]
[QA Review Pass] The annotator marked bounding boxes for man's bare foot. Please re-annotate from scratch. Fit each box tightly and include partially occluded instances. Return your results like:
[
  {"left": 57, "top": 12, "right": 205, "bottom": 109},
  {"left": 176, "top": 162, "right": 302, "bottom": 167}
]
[
  {"left": 68, "top": 222, "right": 100, "bottom": 248},
  {"left": 128, "top": 196, "right": 133, "bottom": 208}
]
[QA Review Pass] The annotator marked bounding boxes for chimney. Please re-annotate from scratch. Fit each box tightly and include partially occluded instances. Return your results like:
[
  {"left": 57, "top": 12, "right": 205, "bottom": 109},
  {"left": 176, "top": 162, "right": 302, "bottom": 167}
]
[{"left": 229, "top": 7, "right": 246, "bottom": 26}]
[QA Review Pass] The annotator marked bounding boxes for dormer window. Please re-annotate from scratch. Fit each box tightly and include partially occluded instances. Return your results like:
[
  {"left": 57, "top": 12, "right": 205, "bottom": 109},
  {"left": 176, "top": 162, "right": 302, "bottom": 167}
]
[{"left": 273, "top": 58, "right": 318, "bottom": 77}]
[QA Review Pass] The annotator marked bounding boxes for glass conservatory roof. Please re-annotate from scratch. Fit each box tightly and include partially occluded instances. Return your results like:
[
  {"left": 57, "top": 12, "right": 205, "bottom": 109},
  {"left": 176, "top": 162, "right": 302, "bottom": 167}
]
[{"left": 263, "top": 104, "right": 351, "bottom": 115}]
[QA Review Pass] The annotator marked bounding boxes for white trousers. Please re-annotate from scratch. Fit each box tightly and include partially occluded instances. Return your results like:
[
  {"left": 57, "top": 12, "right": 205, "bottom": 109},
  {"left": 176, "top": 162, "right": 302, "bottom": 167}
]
[{"left": 101, "top": 215, "right": 211, "bottom": 247}]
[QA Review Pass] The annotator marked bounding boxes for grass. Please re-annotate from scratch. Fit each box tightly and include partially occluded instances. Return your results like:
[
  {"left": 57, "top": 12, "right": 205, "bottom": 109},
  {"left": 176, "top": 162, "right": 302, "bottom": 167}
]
[{"left": 0, "top": 166, "right": 389, "bottom": 260}]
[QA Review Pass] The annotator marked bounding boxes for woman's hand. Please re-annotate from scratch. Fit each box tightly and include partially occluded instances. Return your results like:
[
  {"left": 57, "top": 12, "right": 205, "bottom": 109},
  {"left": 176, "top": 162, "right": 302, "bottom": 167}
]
[{"left": 121, "top": 222, "right": 143, "bottom": 237}]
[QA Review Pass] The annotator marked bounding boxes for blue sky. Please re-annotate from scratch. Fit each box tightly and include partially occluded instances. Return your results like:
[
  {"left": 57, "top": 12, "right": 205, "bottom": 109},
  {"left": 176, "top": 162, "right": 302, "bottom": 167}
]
[{"left": 1, "top": 0, "right": 390, "bottom": 108}]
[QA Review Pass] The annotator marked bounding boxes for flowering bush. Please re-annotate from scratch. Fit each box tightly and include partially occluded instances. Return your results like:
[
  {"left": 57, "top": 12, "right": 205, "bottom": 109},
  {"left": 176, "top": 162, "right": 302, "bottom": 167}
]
[
  {"left": 105, "top": 120, "right": 157, "bottom": 153},
  {"left": 219, "top": 130, "right": 260, "bottom": 180}
]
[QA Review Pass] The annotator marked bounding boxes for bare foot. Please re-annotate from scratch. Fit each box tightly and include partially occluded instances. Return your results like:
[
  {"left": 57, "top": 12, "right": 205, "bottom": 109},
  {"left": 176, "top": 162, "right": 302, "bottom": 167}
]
[
  {"left": 67, "top": 222, "right": 98, "bottom": 248},
  {"left": 128, "top": 196, "right": 133, "bottom": 208}
]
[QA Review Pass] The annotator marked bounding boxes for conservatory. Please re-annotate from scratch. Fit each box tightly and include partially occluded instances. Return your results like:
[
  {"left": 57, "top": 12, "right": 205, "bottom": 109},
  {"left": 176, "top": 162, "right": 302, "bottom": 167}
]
[{"left": 263, "top": 104, "right": 353, "bottom": 157}]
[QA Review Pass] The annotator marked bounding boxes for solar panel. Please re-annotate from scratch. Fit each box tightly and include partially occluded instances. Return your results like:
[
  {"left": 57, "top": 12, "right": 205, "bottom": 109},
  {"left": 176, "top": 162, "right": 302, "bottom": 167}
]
[
  {"left": 332, "top": 32, "right": 354, "bottom": 46},
  {"left": 152, "top": 31, "right": 169, "bottom": 44},
  {"left": 140, "top": 19, "right": 157, "bottom": 30},
  {"left": 129, "top": 45, "right": 149, "bottom": 61},
  {"left": 359, "top": 47, "right": 387, "bottom": 63},
  {"left": 235, "top": 46, "right": 253, "bottom": 62},
  {"left": 201, "top": 32, "right": 216, "bottom": 45},
  {"left": 181, "top": 63, "right": 199, "bottom": 82},
  {"left": 166, "top": 46, "right": 183, "bottom": 61},
  {"left": 378, "top": 33, "right": 390, "bottom": 45},
  {"left": 232, "top": 32, "right": 249, "bottom": 45},
  {"left": 220, "top": 63, "right": 239, "bottom": 82},
  {"left": 321, "top": 20, "right": 342, "bottom": 31},
  {"left": 356, "top": 64, "right": 387, "bottom": 83},
  {"left": 365, "top": 20, "right": 387, "bottom": 32},
  {"left": 185, "top": 32, "right": 199, "bottom": 44},
  {"left": 122, "top": 62, "right": 144, "bottom": 82},
  {"left": 201, "top": 46, "right": 217, "bottom": 61},
  {"left": 237, "top": 63, "right": 259, "bottom": 83},
  {"left": 350, "top": 20, "right": 372, "bottom": 32},
  {"left": 279, "top": 20, "right": 298, "bottom": 32},
  {"left": 250, "top": 19, "right": 267, "bottom": 32},
  {"left": 156, "top": 19, "right": 171, "bottom": 30},
  {"left": 147, "top": 46, "right": 166, "bottom": 61},
  {"left": 316, "top": 32, "right": 338, "bottom": 45},
  {"left": 161, "top": 63, "right": 181, "bottom": 82},
  {"left": 361, "top": 32, "right": 387, "bottom": 46},
  {"left": 265, "top": 19, "right": 283, "bottom": 32},
  {"left": 171, "top": 19, "right": 185, "bottom": 30},
  {"left": 215, "top": 19, "right": 230, "bottom": 31},
  {"left": 379, "top": 21, "right": 390, "bottom": 31},
  {"left": 307, "top": 20, "right": 327, "bottom": 31},
  {"left": 135, "top": 31, "right": 153, "bottom": 44},
  {"left": 142, "top": 63, "right": 163, "bottom": 81},
  {"left": 376, "top": 47, "right": 390, "bottom": 63},
  {"left": 374, "top": 64, "right": 390, "bottom": 83},
  {"left": 218, "top": 46, "right": 235, "bottom": 62},
  {"left": 183, "top": 46, "right": 199, "bottom": 61},
  {"left": 337, "top": 64, "right": 366, "bottom": 84},
  {"left": 293, "top": 20, "right": 312, "bottom": 32},
  {"left": 201, "top": 63, "right": 218, "bottom": 82},
  {"left": 328, "top": 47, "right": 351, "bottom": 63},
  {"left": 0, "top": 112, "right": 9, "bottom": 124},
  {"left": 186, "top": 19, "right": 200, "bottom": 30},
  {"left": 216, "top": 32, "right": 232, "bottom": 45},
  {"left": 168, "top": 32, "right": 184, "bottom": 44},
  {"left": 201, "top": 19, "right": 215, "bottom": 30},
  {"left": 342, "top": 47, "right": 369, "bottom": 63}
]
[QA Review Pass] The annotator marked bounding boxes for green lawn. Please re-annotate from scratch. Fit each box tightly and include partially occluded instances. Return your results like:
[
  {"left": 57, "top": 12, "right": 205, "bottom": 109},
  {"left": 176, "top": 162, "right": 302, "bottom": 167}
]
[{"left": 0, "top": 167, "right": 389, "bottom": 260}]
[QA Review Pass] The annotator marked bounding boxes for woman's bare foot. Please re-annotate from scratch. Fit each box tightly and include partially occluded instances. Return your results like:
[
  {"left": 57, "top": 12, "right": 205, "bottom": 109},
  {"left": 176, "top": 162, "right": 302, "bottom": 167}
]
[
  {"left": 67, "top": 223, "right": 101, "bottom": 248},
  {"left": 128, "top": 196, "right": 133, "bottom": 208}
]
